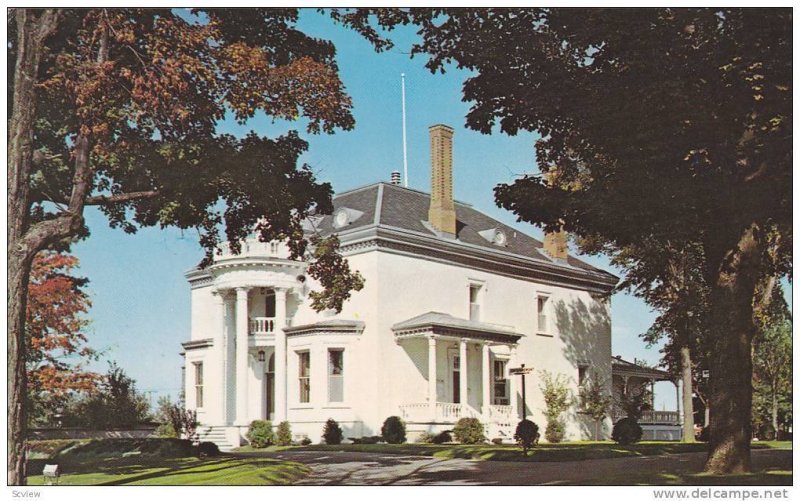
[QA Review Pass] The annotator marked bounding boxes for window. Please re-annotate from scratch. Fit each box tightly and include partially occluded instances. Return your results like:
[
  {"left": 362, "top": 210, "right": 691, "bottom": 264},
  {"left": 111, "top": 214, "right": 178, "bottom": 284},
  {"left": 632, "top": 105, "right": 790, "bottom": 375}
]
[
  {"left": 469, "top": 284, "right": 482, "bottom": 321},
  {"left": 328, "top": 349, "right": 344, "bottom": 403},
  {"left": 265, "top": 290, "right": 276, "bottom": 318},
  {"left": 537, "top": 295, "right": 549, "bottom": 333},
  {"left": 298, "top": 351, "right": 311, "bottom": 403},
  {"left": 578, "top": 364, "right": 589, "bottom": 386},
  {"left": 194, "top": 362, "right": 204, "bottom": 408},
  {"left": 270, "top": 241, "right": 279, "bottom": 254},
  {"left": 493, "top": 359, "right": 509, "bottom": 405}
]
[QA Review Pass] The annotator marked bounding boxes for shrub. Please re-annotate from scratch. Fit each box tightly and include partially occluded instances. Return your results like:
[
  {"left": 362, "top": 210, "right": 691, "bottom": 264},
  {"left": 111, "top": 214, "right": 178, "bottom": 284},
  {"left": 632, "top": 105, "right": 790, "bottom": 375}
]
[
  {"left": 381, "top": 416, "right": 407, "bottom": 444},
  {"left": 300, "top": 437, "right": 312, "bottom": 446},
  {"left": 544, "top": 419, "right": 565, "bottom": 443},
  {"left": 155, "top": 421, "right": 178, "bottom": 439},
  {"left": 350, "top": 436, "right": 382, "bottom": 444},
  {"left": 415, "top": 432, "right": 435, "bottom": 444},
  {"left": 276, "top": 421, "right": 292, "bottom": 446},
  {"left": 760, "top": 423, "right": 776, "bottom": 441},
  {"left": 514, "top": 419, "right": 540, "bottom": 456},
  {"left": 196, "top": 441, "right": 220, "bottom": 457},
  {"left": 491, "top": 438, "right": 504, "bottom": 445},
  {"left": 432, "top": 430, "right": 452, "bottom": 444},
  {"left": 246, "top": 420, "right": 275, "bottom": 448},
  {"left": 453, "top": 417, "right": 486, "bottom": 444},
  {"left": 322, "top": 418, "right": 343, "bottom": 445},
  {"left": 611, "top": 417, "right": 643, "bottom": 445}
]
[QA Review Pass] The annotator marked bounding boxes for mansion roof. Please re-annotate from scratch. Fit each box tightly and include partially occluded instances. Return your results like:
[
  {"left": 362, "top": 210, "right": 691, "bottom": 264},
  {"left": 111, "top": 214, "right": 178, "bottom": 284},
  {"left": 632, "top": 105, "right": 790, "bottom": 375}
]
[{"left": 310, "top": 182, "right": 619, "bottom": 293}]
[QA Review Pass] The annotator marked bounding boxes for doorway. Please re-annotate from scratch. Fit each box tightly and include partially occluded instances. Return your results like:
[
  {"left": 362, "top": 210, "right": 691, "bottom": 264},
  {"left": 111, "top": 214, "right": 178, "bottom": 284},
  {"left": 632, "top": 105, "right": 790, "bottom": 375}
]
[{"left": 265, "top": 353, "right": 275, "bottom": 421}]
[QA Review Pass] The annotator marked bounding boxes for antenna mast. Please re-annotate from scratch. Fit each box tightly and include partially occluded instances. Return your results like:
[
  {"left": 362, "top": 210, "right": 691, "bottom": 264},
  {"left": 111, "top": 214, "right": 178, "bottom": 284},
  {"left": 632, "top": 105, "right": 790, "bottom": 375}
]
[{"left": 401, "top": 73, "right": 408, "bottom": 188}]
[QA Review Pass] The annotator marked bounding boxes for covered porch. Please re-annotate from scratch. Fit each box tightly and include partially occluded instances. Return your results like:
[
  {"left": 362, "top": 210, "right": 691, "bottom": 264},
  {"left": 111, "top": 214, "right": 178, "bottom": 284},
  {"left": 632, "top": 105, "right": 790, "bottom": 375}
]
[{"left": 392, "top": 312, "right": 521, "bottom": 435}]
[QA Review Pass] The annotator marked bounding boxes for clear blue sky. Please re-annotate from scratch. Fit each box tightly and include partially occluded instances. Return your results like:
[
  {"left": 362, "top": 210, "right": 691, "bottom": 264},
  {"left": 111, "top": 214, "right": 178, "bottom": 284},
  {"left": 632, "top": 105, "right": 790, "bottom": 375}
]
[{"left": 71, "top": 10, "right": 791, "bottom": 410}]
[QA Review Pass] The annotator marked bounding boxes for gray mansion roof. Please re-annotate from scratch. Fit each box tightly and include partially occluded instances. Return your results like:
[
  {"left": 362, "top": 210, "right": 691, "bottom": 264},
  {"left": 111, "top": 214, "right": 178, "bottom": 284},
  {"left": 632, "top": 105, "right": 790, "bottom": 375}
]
[{"left": 307, "top": 182, "right": 619, "bottom": 294}]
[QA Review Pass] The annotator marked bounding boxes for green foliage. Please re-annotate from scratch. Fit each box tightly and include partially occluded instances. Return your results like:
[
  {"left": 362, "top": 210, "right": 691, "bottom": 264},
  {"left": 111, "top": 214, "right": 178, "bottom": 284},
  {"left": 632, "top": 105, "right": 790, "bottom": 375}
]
[
  {"left": 64, "top": 362, "right": 149, "bottom": 429},
  {"left": 322, "top": 418, "right": 343, "bottom": 445},
  {"left": 580, "top": 375, "right": 612, "bottom": 440},
  {"left": 155, "top": 421, "right": 178, "bottom": 439},
  {"left": 431, "top": 430, "right": 453, "bottom": 444},
  {"left": 306, "top": 235, "right": 365, "bottom": 312},
  {"left": 349, "top": 436, "right": 383, "bottom": 444},
  {"left": 753, "top": 318, "right": 792, "bottom": 436},
  {"left": 381, "top": 416, "right": 407, "bottom": 444},
  {"left": 276, "top": 421, "right": 292, "bottom": 446},
  {"left": 196, "top": 441, "right": 220, "bottom": 457},
  {"left": 453, "top": 418, "right": 486, "bottom": 444},
  {"left": 415, "top": 432, "right": 435, "bottom": 444},
  {"left": 246, "top": 420, "right": 275, "bottom": 448},
  {"left": 539, "top": 370, "right": 571, "bottom": 443},
  {"left": 513, "top": 419, "right": 539, "bottom": 456},
  {"left": 155, "top": 396, "right": 198, "bottom": 441},
  {"left": 300, "top": 437, "right": 312, "bottom": 446},
  {"left": 612, "top": 417, "right": 643, "bottom": 445}
]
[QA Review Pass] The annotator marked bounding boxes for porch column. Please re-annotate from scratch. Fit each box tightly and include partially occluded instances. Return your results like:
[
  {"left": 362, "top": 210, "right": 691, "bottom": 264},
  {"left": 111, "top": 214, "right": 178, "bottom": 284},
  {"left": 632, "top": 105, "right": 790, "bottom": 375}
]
[
  {"left": 274, "top": 288, "right": 288, "bottom": 423},
  {"left": 459, "top": 339, "right": 468, "bottom": 409},
  {"left": 235, "top": 287, "right": 250, "bottom": 426},
  {"left": 481, "top": 343, "right": 491, "bottom": 416},
  {"left": 428, "top": 336, "right": 437, "bottom": 417},
  {"left": 212, "top": 290, "right": 227, "bottom": 424},
  {"left": 675, "top": 379, "right": 682, "bottom": 425}
]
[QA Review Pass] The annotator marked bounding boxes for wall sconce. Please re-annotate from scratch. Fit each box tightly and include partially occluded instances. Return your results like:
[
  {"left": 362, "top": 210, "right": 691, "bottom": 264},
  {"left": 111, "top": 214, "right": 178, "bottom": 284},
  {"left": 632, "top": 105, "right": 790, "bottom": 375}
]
[{"left": 258, "top": 351, "right": 265, "bottom": 362}]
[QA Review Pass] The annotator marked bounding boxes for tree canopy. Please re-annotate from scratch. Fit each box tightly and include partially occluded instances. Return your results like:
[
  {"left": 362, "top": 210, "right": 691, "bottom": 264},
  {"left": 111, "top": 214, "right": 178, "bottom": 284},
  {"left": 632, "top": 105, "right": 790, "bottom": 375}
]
[{"left": 336, "top": 7, "right": 791, "bottom": 473}]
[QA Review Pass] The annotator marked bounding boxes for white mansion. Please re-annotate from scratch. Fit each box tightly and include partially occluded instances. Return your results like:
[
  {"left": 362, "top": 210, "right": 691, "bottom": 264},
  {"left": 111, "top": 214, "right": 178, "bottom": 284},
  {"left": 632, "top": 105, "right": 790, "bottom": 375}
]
[{"left": 182, "top": 124, "right": 621, "bottom": 448}]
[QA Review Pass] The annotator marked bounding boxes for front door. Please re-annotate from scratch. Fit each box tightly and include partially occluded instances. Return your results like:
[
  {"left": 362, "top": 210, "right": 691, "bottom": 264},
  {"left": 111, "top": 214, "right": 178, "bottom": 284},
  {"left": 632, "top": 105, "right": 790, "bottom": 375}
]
[
  {"left": 449, "top": 351, "right": 461, "bottom": 404},
  {"left": 265, "top": 353, "right": 275, "bottom": 420}
]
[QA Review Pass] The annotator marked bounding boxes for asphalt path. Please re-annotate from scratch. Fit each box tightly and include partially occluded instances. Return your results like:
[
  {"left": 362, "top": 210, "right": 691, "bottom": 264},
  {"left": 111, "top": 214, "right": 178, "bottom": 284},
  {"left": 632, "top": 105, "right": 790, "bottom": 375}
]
[{"left": 234, "top": 448, "right": 791, "bottom": 486}]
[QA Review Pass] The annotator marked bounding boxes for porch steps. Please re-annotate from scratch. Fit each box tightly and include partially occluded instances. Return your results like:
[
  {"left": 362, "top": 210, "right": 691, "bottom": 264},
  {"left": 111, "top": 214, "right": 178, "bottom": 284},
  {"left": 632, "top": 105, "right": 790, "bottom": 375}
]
[{"left": 197, "top": 426, "right": 239, "bottom": 451}]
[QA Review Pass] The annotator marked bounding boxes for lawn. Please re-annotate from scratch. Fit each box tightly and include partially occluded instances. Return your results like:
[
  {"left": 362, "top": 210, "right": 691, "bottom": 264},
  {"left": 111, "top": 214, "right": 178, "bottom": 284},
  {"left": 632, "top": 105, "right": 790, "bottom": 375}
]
[
  {"left": 27, "top": 455, "right": 309, "bottom": 485},
  {"left": 578, "top": 468, "right": 792, "bottom": 486},
  {"left": 285, "top": 440, "right": 792, "bottom": 463}
]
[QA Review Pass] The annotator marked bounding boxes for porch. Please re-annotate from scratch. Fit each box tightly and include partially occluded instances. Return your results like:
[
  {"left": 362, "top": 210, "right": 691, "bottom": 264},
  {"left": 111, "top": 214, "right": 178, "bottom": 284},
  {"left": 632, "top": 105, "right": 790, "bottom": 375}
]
[{"left": 392, "top": 312, "right": 522, "bottom": 438}]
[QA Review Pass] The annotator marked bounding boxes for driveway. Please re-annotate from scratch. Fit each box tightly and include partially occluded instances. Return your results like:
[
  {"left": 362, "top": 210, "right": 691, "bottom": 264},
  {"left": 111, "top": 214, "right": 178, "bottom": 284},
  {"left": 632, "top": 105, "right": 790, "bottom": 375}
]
[{"left": 235, "top": 448, "right": 791, "bottom": 486}]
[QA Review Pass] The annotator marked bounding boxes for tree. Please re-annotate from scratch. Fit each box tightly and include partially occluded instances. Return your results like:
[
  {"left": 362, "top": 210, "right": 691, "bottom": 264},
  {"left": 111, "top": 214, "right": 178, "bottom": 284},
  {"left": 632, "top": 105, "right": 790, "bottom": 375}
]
[
  {"left": 579, "top": 375, "right": 612, "bottom": 441},
  {"left": 8, "top": 8, "right": 363, "bottom": 483},
  {"left": 26, "top": 251, "right": 100, "bottom": 425},
  {"left": 539, "top": 370, "right": 571, "bottom": 443},
  {"left": 64, "top": 362, "right": 150, "bottom": 429},
  {"left": 752, "top": 318, "right": 791, "bottom": 439},
  {"left": 337, "top": 7, "right": 791, "bottom": 473}
]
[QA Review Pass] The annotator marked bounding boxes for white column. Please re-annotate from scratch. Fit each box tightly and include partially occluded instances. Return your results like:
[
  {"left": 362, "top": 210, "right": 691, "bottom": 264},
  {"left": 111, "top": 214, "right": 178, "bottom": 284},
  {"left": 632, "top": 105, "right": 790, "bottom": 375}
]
[
  {"left": 274, "top": 288, "right": 288, "bottom": 423},
  {"left": 459, "top": 339, "right": 468, "bottom": 409},
  {"left": 212, "top": 291, "right": 226, "bottom": 425},
  {"left": 482, "top": 343, "right": 491, "bottom": 416},
  {"left": 235, "top": 287, "right": 250, "bottom": 426},
  {"left": 428, "top": 336, "right": 437, "bottom": 417}
]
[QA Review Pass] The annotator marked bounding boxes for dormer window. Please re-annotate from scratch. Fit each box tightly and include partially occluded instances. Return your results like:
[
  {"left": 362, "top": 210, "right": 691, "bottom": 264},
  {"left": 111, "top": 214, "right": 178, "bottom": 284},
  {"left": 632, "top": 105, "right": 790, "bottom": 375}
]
[
  {"left": 478, "top": 228, "right": 508, "bottom": 247},
  {"left": 333, "top": 207, "right": 364, "bottom": 228}
]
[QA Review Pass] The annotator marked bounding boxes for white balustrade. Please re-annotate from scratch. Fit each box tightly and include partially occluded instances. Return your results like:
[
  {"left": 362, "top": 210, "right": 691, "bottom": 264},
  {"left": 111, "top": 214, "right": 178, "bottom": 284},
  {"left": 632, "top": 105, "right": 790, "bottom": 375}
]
[
  {"left": 249, "top": 317, "right": 275, "bottom": 335},
  {"left": 488, "top": 405, "right": 514, "bottom": 421}
]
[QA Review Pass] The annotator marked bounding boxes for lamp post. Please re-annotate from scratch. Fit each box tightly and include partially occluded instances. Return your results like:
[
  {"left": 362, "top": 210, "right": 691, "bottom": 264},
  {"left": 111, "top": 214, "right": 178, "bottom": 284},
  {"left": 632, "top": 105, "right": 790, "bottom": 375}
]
[{"left": 509, "top": 364, "right": 533, "bottom": 420}]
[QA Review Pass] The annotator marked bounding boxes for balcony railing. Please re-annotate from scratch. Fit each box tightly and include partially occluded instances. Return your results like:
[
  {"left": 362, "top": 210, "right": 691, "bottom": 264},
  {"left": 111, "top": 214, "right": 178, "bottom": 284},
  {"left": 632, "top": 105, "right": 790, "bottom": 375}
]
[
  {"left": 612, "top": 410, "right": 680, "bottom": 425},
  {"left": 217, "top": 239, "right": 286, "bottom": 260},
  {"left": 250, "top": 317, "right": 275, "bottom": 335},
  {"left": 488, "top": 404, "right": 514, "bottom": 421}
]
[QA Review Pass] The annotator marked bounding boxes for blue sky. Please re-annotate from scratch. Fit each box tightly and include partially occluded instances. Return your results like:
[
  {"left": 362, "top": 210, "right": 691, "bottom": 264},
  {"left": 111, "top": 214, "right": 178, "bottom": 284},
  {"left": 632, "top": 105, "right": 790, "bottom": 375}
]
[{"left": 71, "top": 10, "right": 790, "bottom": 410}]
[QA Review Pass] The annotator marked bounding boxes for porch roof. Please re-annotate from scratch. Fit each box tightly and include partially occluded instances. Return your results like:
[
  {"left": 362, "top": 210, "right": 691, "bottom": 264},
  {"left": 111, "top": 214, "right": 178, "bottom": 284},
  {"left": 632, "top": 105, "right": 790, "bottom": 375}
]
[
  {"left": 283, "top": 319, "right": 365, "bottom": 336},
  {"left": 392, "top": 311, "right": 521, "bottom": 345},
  {"left": 611, "top": 355, "right": 674, "bottom": 381}
]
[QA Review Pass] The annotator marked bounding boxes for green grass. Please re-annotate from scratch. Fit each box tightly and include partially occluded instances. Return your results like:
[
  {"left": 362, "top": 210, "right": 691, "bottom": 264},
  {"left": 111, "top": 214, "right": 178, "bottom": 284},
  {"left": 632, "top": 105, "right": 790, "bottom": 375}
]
[
  {"left": 578, "top": 468, "right": 792, "bottom": 486},
  {"left": 26, "top": 455, "right": 309, "bottom": 485},
  {"left": 290, "top": 440, "right": 792, "bottom": 463}
]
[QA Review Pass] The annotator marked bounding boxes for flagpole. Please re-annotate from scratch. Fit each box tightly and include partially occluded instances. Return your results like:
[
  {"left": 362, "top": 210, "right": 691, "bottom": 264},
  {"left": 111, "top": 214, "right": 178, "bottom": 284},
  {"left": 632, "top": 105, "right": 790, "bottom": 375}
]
[{"left": 401, "top": 73, "right": 408, "bottom": 188}]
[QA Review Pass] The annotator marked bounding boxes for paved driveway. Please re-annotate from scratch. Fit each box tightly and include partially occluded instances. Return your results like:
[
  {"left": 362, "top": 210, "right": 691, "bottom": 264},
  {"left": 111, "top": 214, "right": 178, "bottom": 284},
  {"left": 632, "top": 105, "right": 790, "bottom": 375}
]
[{"left": 236, "top": 448, "right": 791, "bottom": 486}]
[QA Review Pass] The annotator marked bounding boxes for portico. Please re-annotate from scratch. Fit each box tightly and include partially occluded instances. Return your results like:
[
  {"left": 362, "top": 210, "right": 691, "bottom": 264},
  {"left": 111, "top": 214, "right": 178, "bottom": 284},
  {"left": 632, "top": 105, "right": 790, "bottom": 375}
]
[{"left": 393, "top": 312, "right": 521, "bottom": 435}]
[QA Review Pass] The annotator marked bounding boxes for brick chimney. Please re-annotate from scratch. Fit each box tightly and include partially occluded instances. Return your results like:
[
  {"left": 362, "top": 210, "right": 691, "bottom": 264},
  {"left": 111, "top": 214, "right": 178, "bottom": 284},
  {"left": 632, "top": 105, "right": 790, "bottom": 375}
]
[
  {"left": 543, "top": 230, "right": 569, "bottom": 260},
  {"left": 428, "top": 124, "right": 456, "bottom": 237},
  {"left": 541, "top": 167, "right": 569, "bottom": 260}
]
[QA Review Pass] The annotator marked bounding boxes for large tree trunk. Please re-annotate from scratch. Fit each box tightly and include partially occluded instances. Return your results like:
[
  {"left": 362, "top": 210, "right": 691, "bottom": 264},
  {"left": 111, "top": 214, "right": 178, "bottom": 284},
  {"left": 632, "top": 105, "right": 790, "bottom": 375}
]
[
  {"left": 7, "top": 9, "right": 60, "bottom": 485},
  {"left": 705, "top": 225, "right": 763, "bottom": 474},
  {"left": 771, "top": 383, "right": 779, "bottom": 438},
  {"left": 680, "top": 345, "right": 695, "bottom": 443}
]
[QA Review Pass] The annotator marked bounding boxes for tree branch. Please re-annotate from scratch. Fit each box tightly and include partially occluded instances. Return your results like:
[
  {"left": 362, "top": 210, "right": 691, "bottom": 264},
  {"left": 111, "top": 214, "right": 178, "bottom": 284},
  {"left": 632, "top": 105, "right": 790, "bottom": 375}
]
[{"left": 85, "top": 191, "right": 159, "bottom": 205}]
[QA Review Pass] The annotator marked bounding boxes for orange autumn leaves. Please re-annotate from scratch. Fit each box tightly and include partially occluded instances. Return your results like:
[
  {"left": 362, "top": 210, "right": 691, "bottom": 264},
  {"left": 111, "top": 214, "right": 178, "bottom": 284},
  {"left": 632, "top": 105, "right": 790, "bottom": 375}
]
[{"left": 27, "top": 252, "right": 99, "bottom": 397}]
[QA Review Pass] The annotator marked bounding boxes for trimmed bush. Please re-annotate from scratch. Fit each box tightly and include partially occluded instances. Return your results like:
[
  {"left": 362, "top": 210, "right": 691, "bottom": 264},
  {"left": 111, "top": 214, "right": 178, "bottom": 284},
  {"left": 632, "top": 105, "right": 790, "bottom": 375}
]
[
  {"left": 196, "top": 441, "right": 220, "bottom": 457},
  {"left": 381, "top": 416, "right": 407, "bottom": 444},
  {"left": 453, "top": 417, "right": 486, "bottom": 444},
  {"left": 491, "top": 438, "right": 504, "bottom": 445},
  {"left": 155, "top": 421, "right": 178, "bottom": 438},
  {"left": 322, "top": 418, "right": 343, "bottom": 445},
  {"left": 432, "top": 430, "right": 452, "bottom": 444},
  {"left": 514, "top": 419, "right": 540, "bottom": 456},
  {"left": 300, "top": 437, "right": 312, "bottom": 446},
  {"left": 544, "top": 419, "right": 565, "bottom": 443},
  {"left": 350, "top": 436, "right": 382, "bottom": 444},
  {"left": 415, "top": 432, "right": 435, "bottom": 444},
  {"left": 276, "top": 421, "right": 292, "bottom": 446},
  {"left": 611, "top": 417, "right": 643, "bottom": 445},
  {"left": 246, "top": 420, "right": 275, "bottom": 448}
]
